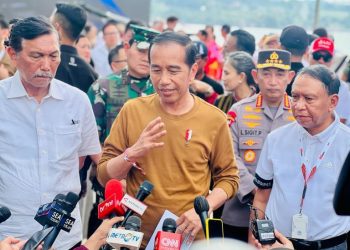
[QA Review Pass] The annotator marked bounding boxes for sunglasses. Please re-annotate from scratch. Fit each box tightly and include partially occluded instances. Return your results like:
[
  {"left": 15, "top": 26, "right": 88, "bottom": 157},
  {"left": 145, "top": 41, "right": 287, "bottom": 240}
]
[{"left": 312, "top": 52, "right": 332, "bottom": 63}]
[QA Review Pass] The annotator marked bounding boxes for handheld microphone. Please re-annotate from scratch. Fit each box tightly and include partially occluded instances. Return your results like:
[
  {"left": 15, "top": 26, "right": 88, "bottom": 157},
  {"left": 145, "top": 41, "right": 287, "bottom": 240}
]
[
  {"left": 120, "top": 180, "right": 154, "bottom": 227},
  {"left": 193, "top": 196, "right": 209, "bottom": 236},
  {"left": 98, "top": 179, "right": 125, "bottom": 220},
  {"left": 34, "top": 194, "right": 66, "bottom": 229},
  {"left": 334, "top": 151, "right": 350, "bottom": 215},
  {"left": 42, "top": 192, "right": 79, "bottom": 250},
  {"left": 154, "top": 218, "right": 181, "bottom": 250},
  {"left": 0, "top": 206, "right": 11, "bottom": 224},
  {"left": 107, "top": 216, "right": 144, "bottom": 250}
]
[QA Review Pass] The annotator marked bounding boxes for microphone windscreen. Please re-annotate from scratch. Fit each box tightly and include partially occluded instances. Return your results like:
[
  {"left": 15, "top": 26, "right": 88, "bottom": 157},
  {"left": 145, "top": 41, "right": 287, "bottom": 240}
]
[
  {"left": 53, "top": 194, "right": 65, "bottom": 201},
  {"left": 125, "top": 215, "right": 141, "bottom": 231},
  {"left": 139, "top": 180, "right": 154, "bottom": 196},
  {"left": 194, "top": 196, "right": 209, "bottom": 215},
  {"left": 334, "top": 150, "right": 350, "bottom": 215},
  {"left": 0, "top": 207, "right": 11, "bottom": 223},
  {"left": 64, "top": 192, "right": 79, "bottom": 213},
  {"left": 105, "top": 179, "right": 124, "bottom": 200},
  {"left": 162, "top": 218, "right": 177, "bottom": 233}
]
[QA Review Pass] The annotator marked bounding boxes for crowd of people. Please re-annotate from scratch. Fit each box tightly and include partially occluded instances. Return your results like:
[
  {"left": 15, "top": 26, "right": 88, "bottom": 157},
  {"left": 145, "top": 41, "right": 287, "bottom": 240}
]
[{"left": 0, "top": 3, "right": 350, "bottom": 250}]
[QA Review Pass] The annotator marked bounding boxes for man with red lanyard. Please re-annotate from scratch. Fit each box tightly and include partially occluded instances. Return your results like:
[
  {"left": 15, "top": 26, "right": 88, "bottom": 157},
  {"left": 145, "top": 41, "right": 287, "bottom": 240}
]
[{"left": 251, "top": 65, "right": 350, "bottom": 250}]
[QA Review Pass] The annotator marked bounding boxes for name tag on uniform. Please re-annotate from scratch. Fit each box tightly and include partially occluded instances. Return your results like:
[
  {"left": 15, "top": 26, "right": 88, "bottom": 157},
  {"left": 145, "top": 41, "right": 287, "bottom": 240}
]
[{"left": 292, "top": 213, "right": 308, "bottom": 240}]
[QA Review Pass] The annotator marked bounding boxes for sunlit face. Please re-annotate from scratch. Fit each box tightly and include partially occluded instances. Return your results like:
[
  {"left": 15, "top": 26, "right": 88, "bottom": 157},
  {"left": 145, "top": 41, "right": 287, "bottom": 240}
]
[
  {"left": 8, "top": 33, "right": 60, "bottom": 90},
  {"left": 110, "top": 48, "right": 127, "bottom": 74},
  {"left": 252, "top": 68, "right": 294, "bottom": 105},
  {"left": 150, "top": 42, "right": 197, "bottom": 106},
  {"left": 291, "top": 74, "right": 338, "bottom": 135},
  {"left": 103, "top": 24, "right": 120, "bottom": 49},
  {"left": 221, "top": 61, "right": 243, "bottom": 92},
  {"left": 223, "top": 35, "right": 237, "bottom": 58},
  {"left": 125, "top": 42, "right": 149, "bottom": 78},
  {"left": 76, "top": 36, "right": 91, "bottom": 63}
]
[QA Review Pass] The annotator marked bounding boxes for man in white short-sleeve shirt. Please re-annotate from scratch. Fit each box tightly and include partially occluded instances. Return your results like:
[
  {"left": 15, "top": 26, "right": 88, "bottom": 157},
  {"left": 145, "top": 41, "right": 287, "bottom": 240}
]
[
  {"left": 252, "top": 65, "right": 350, "bottom": 250},
  {"left": 0, "top": 16, "right": 100, "bottom": 250}
]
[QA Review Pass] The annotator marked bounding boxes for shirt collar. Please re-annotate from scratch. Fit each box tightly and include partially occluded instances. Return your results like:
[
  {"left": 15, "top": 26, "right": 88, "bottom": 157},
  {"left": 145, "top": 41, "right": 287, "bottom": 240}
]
[
  {"left": 255, "top": 93, "right": 291, "bottom": 109},
  {"left": 299, "top": 112, "right": 340, "bottom": 143},
  {"left": 6, "top": 71, "right": 64, "bottom": 100}
]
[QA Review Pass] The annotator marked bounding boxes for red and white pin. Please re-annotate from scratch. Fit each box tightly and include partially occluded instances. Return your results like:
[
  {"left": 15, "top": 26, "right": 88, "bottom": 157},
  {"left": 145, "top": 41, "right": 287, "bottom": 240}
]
[{"left": 185, "top": 129, "right": 192, "bottom": 144}]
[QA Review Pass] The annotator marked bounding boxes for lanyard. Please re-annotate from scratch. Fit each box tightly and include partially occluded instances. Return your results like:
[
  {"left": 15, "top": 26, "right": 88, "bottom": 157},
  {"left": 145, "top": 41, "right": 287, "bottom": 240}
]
[{"left": 298, "top": 128, "right": 338, "bottom": 213}]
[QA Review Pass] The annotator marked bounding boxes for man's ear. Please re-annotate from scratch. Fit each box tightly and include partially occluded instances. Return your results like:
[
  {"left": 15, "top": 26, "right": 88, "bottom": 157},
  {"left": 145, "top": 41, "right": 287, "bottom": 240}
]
[
  {"left": 329, "top": 94, "right": 339, "bottom": 112},
  {"left": 6, "top": 46, "right": 18, "bottom": 66}
]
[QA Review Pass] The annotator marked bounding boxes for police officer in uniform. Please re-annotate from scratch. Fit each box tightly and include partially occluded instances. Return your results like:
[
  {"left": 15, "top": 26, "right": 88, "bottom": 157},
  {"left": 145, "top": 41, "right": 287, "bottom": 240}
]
[
  {"left": 221, "top": 49, "right": 296, "bottom": 242},
  {"left": 87, "top": 25, "right": 159, "bottom": 143},
  {"left": 51, "top": 3, "right": 98, "bottom": 93}
]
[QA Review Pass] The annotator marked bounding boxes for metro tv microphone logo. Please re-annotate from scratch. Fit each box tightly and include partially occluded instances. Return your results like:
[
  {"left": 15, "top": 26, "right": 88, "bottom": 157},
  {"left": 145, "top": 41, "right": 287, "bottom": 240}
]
[{"left": 109, "top": 231, "right": 141, "bottom": 243}]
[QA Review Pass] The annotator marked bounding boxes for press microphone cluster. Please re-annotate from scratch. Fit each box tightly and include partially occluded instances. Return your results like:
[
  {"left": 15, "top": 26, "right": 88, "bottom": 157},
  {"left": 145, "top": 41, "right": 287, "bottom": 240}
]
[
  {"left": 154, "top": 218, "right": 181, "bottom": 250},
  {"left": 106, "top": 215, "right": 144, "bottom": 250},
  {"left": 0, "top": 206, "right": 11, "bottom": 224},
  {"left": 22, "top": 192, "right": 79, "bottom": 250}
]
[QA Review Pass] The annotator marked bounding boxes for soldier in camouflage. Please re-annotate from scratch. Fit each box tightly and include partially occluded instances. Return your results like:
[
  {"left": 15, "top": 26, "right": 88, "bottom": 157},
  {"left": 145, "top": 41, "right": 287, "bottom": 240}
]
[{"left": 88, "top": 25, "right": 160, "bottom": 142}]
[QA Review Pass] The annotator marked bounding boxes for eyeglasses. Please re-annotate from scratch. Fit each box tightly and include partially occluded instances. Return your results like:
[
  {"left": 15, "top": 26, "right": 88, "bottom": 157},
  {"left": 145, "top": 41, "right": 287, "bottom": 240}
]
[{"left": 312, "top": 52, "right": 332, "bottom": 63}]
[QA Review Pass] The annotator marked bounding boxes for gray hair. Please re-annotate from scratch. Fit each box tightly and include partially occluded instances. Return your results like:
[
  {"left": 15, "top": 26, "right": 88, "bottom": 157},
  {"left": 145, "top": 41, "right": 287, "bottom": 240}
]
[{"left": 226, "top": 51, "right": 256, "bottom": 86}]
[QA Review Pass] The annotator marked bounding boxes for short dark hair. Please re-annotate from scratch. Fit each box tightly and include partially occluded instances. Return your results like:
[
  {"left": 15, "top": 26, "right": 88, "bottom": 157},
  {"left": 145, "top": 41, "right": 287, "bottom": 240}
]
[
  {"left": 7, "top": 16, "right": 57, "bottom": 52},
  {"left": 102, "top": 19, "right": 119, "bottom": 34},
  {"left": 296, "top": 64, "right": 340, "bottom": 95},
  {"left": 125, "top": 20, "right": 144, "bottom": 33},
  {"left": 167, "top": 16, "right": 178, "bottom": 23},
  {"left": 108, "top": 44, "right": 124, "bottom": 65},
  {"left": 313, "top": 27, "right": 328, "bottom": 38},
  {"left": 198, "top": 29, "right": 208, "bottom": 39},
  {"left": 149, "top": 31, "right": 197, "bottom": 68},
  {"left": 230, "top": 29, "right": 256, "bottom": 56},
  {"left": 221, "top": 24, "right": 230, "bottom": 34},
  {"left": 226, "top": 51, "right": 256, "bottom": 87}
]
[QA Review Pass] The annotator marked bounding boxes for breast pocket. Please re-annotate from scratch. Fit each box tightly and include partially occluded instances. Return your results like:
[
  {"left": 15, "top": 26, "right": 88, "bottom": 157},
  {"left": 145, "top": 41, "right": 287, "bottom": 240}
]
[
  {"left": 54, "top": 125, "right": 82, "bottom": 162},
  {"left": 238, "top": 136, "right": 264, "bottom": 167}
]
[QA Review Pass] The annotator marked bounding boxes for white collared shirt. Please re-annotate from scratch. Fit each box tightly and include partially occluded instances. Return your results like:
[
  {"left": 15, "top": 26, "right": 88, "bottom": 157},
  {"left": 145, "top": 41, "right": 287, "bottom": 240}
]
[
  {"left": 256, "top": 114, "right": 350, "bottom": 240},
  {"left": 0, "top": 72, "right": 101, "bottom": 249}
]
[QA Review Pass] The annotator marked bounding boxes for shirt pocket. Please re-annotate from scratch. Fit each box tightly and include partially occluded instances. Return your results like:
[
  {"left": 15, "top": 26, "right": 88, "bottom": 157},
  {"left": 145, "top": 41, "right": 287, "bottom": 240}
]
[
  {"left": 54, "top": 124, "right": 82, "bottom": 162},
  {"left": 238, "top": 136, "right": 264, "bottom": 167}
]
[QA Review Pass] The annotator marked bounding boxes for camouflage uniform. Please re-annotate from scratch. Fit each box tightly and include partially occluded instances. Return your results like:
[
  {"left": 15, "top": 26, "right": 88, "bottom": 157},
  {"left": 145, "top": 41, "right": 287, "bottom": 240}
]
[{"left": 87, "top": 69, "right": 154, "bottom": 142}]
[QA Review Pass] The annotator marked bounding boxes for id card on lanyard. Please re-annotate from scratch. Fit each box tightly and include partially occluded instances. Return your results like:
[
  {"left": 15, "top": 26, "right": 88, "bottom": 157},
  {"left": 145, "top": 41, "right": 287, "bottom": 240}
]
[{"left": 291, "top": 127, "right": 338, "bottom": 239}]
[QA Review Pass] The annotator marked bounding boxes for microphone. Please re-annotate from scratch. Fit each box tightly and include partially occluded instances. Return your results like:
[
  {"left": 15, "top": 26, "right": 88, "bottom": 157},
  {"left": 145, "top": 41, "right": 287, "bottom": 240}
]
[
  {"left": 193, "top": 196, "right": 209, "bottom": 236},
  {"left": 154, "top": 218, "right": 181, "bottom": 250},
  {"left": 42, "top": 192, "right": 79, "bottom": 250},
  {"left": 0, "top": 206, "right": 11, "bottom": 224},
  {"left": 98, "top": 179, "right": 125, "bottom": 220},
  {"left": 107, "top": 216, "right": 144, "bottom": 250},
  {"left": 120, "top": 180, "right": 154, "bottom": 227},
  {"left": 34, "top": 194, "right": 67, "bottom": 229}
]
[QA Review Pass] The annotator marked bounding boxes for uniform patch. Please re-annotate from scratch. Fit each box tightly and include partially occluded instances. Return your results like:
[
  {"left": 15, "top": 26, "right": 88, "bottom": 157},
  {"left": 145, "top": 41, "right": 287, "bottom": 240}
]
[
  {"left": 243, "top": 114, "right": 262, "bottom": 120},
  {"left": 244, "top": 106, "right": 262, "bottom": 113},
  {"left": 240, "top": 129, "right": 263, "bottom": 136},
  {"left": 227, "top": 111, "right": 237, "bottom": 127},
  {"left": 243, "top": 139, "right": 258, "bottom": 146},
  {"left": 243, "top": 121, "right": 261, "bottom": 128},
  {"left": 244, "top": 150, "right": 256, "bottom": 163}
]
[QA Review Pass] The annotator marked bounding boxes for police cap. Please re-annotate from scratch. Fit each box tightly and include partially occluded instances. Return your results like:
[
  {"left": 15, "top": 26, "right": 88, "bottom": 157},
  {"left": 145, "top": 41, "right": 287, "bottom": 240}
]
[{"left": 257, "top": 49, "right": 291, "bottom": 70}]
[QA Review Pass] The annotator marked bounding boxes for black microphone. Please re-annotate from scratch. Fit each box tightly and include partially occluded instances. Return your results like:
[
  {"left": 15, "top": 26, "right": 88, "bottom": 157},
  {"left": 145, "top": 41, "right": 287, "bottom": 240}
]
[
  {"left": 0, "top": 206, "right": 11, "bottom": 224},
  {"left": 194, "top": 196, "right": 209, "bottom": 235},
  {"left": 120, "top": 180, "right": 154, "bottom": 227},
  {"left": 334, "top": 150, "right": 350, "bottom": 215},
  {"left": 42, "top": 192, "right": 79, "bottom": 250},
  {"left": 163, "top": 218, "right": 177, "bottom": 233},
  {"left": 35, "top": 193, "right": 66, "bottom": 229},
  {"left": 122, "top": 216, "right": 142, "bottom": 250}
]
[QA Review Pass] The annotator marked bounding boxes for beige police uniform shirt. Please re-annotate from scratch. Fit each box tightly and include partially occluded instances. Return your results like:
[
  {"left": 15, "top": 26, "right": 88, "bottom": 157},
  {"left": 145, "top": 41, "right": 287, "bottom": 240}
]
[{"left": 222, "top": 93, "right": 295, "bottom": 227}]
